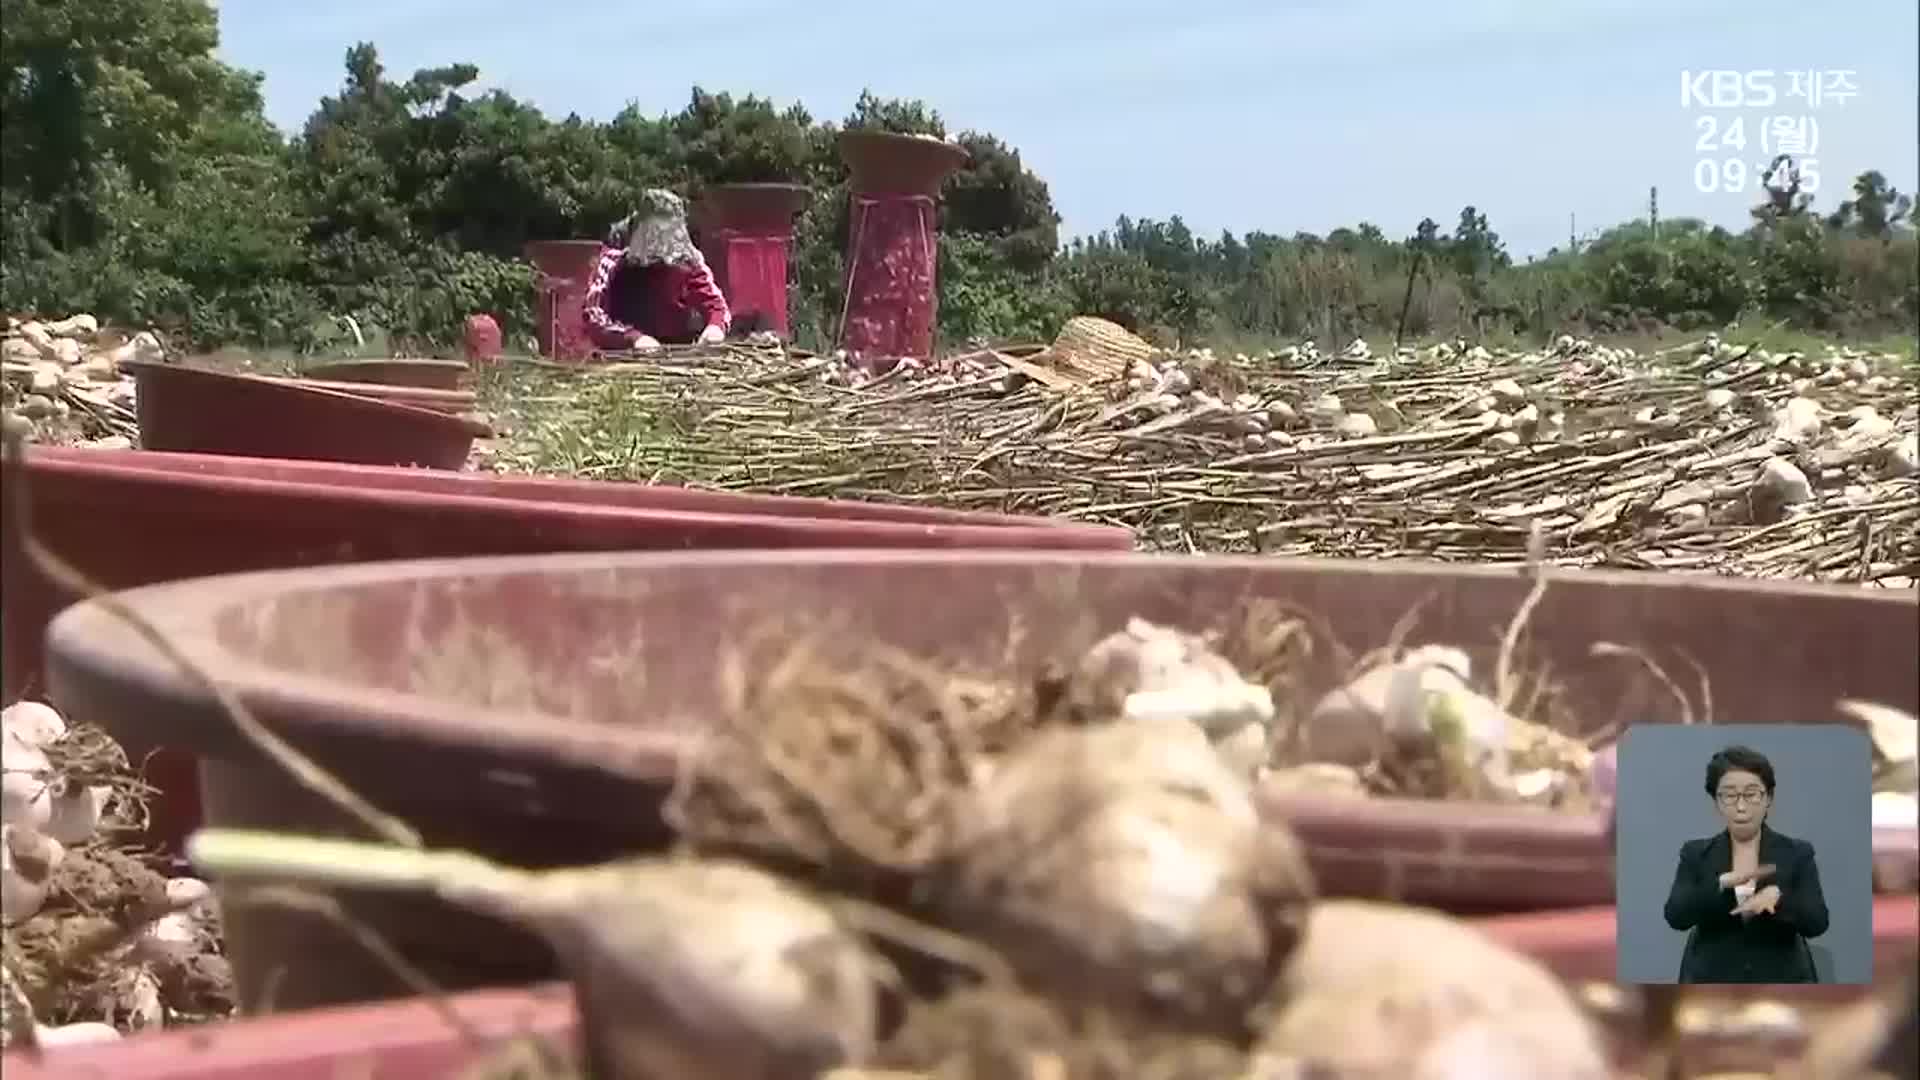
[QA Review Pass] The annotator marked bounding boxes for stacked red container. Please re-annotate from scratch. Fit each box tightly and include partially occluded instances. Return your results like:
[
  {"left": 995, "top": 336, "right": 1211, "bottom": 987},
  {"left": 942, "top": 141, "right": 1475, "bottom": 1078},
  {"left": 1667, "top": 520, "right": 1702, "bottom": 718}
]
[
  {"left": 837, "top": 130, "right": 970, "bottom": 361},
  {"left": 523, "top": 240, "right": 604, "bottom": 361},
  {"left": 694, "top": 183, "right": 811, "bottom": 340}
]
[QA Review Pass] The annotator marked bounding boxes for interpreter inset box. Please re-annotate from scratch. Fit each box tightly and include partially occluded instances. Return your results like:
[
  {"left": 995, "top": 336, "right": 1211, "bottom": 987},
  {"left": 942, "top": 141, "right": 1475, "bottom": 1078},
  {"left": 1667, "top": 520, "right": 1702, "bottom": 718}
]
[{"left": 1613, "top": 723, "right": 1873, "bottom": 985}]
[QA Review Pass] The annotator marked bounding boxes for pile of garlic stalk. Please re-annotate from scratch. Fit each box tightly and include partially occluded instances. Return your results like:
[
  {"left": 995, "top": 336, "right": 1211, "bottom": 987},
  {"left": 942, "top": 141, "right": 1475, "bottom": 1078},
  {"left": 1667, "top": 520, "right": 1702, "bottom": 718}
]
[
  {"left": 1, "top": 700, "right": 226, "bottom": 1050},
  {"left": 1, "top": 313, "right": 164, "bottom": 446}
]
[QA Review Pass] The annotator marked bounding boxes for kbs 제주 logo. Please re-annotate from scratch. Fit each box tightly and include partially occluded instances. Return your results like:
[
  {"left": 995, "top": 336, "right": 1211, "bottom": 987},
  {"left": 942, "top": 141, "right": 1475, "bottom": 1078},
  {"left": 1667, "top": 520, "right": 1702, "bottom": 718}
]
[{"left": 1679, "top": 69, "right": 1860, "bottom": 197}]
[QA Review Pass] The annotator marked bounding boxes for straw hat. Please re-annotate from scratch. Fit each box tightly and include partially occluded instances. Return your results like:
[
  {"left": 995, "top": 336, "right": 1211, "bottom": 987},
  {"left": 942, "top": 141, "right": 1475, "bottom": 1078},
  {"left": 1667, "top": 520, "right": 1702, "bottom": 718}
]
[{"left": 1036, "top": 316, "right": 1159, "bottom": 384}]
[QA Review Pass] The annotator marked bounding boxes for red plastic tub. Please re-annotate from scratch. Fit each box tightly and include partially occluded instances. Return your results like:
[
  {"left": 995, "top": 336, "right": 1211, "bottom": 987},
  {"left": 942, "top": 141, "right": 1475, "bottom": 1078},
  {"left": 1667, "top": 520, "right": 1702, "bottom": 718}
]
[
  {"left": 695, "top": 183, "right": 810, "bottom": 339},
  {"left": 1476, "top": 895, "right": 1919, "bottom": 1074},
  {"left": 1, "top": 449, "right": 1132, "bottom": 854},
  {"left": 8, "top": 899, "right": 1911, "bottom": 1079},
  {"left": 524, "top": 240, "right": 604, "bottom": 361},
  {"left": 0, "top": 984, "right": 578, "bottom": 1080},
  {"left": 838, "top": 131, "right": 970, "bottom": 360},
  {"left": 301, "top": 359, "right": 471, "bottom": 390},
  {"left": 124, "top": 361, "right": 486, "bottom": 469},
  {"left": 268, "top": 377, "right": 477, "bottom": 416},
  {"left": 40, "top": 551, "right": 1913, "bottom": 1011}
]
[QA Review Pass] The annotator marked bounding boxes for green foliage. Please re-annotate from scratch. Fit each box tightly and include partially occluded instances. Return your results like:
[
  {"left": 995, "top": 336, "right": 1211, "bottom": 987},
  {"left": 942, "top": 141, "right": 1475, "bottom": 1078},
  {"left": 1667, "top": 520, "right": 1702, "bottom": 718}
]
[
  {"left": 936, "top": 232, "right": 1071, "bottom": 346},
  {"left": 2, "top": 4, "right": 1915, "bottom": 355}
]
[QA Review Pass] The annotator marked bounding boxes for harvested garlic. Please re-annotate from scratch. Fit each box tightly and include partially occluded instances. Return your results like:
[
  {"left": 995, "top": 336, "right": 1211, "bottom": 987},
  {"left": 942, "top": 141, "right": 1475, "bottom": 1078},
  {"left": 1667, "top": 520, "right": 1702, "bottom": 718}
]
[
  {"left": 1838, "top": 700, "right": 1918, "bottom": 769},
  {"left": 137, "top": 910, "right": 202, "bottom": 964},
  {"left": 1887, "top": 435, "right": 1918, "bottom": 479},
  {"left": 1335, "top": 412, "right": 1379, "bottom": 438},
  {"left": 939, "top": 719, "right": 1313, "bottom": 1030},
  {"left": 2, "top": 701, "right": 67, "bottom": 751},
  {"left": 43, "top": 779, "right": 108, "bottom": 846},
  {"left": 1771, "top": 396, "right": 1822, "bottom": 443},
  {"left": 190, "top": 833, "right": 882, "bottom": 1080},
  {"left": 32, "top": 1022, "right": 122, "bottom": 1048},
  {"left": 166, "top": 875, "right": 215, "bottom": 909},
  {"left": 1752, "top": 457, "right": 1813, "bottom": 508},
  {"left": 43, "top": 314, "right": 99, "bottom": 339},
  {"left": 1308, "top": 393, "right": 1343, "bottom": 424},
  {"left": 103, "top": 331, "right": 165, "bottom": 369},
  {"left": 27, "top": 363, "right": 62, "bottom": 395},
  {"left": 2, "top": 826, "right": 64, "bottom": 923},
  {"left": 2, "top": 761, "right": 52, "bottom": 833},
  {"left": 1304, "top": 646, "right": 1467, "bottom": 767},
  {"left": 114, "top": 968, "right": 165, "bottom": 1031},
  {"left": 1255, "top": 900, "right": 1609, "bottom": 1079},
  {"left": 18, "top": 323, "right": 57, "bottom": 362},
  {"left": 1067, "top": 618, "right": 1274, "bottom": 739}
]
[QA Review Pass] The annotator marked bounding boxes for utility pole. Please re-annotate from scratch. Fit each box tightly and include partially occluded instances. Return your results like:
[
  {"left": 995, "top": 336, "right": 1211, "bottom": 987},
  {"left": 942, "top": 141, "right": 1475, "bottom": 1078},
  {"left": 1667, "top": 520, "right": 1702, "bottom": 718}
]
[{"left": 1649, "top": 186, "right": 1660, "bottom": 240}]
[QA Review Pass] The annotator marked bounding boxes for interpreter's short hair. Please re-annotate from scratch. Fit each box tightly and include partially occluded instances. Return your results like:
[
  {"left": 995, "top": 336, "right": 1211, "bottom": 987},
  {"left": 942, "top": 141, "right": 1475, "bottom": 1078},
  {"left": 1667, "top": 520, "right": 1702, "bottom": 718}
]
[{"left": 1704, "top": 744, "right": 1777, "bottom": 797}]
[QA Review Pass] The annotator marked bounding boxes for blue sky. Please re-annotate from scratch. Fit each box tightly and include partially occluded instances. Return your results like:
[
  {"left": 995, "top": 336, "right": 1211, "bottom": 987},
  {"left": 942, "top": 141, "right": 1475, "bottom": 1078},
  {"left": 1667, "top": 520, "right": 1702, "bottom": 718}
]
[{"left": 213, "top": 0, "right": 1917, "bottom": 258}]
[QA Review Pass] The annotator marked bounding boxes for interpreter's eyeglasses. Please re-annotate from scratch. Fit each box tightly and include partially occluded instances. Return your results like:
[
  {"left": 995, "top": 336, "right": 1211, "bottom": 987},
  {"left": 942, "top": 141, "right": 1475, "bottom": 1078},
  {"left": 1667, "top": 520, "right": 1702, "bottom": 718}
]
[{"left": 1717, "top": 789, "right": 1769, "bottom": 806}]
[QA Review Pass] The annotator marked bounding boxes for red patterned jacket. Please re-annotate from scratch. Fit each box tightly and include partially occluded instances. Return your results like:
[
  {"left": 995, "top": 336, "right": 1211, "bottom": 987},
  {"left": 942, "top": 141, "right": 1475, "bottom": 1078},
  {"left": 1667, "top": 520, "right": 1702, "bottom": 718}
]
[{"left": 581, "top": 246, "right": 731, "bottom": 349}]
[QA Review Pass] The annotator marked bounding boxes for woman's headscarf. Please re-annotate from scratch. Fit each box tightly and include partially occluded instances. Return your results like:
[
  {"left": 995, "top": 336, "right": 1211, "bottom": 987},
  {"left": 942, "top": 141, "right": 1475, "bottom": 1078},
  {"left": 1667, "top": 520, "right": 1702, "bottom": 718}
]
[{"left": 606, "top": 188, "right": 703, "bottom": 268}]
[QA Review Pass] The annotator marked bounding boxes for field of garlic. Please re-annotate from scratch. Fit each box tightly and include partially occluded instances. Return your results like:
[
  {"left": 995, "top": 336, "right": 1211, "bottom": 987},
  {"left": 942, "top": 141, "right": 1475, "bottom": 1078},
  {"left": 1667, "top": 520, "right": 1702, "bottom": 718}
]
[{"left": 487, "top": 328, "right": 1919, "bottom": 585}]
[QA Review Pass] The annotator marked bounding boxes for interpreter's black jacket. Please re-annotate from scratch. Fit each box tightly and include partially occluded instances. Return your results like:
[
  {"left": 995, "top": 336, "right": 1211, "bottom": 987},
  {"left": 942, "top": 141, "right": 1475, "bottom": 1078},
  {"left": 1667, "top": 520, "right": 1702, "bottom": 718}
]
[{"left": 1663, "top": 824, "right": 1828, "bottom": 983}]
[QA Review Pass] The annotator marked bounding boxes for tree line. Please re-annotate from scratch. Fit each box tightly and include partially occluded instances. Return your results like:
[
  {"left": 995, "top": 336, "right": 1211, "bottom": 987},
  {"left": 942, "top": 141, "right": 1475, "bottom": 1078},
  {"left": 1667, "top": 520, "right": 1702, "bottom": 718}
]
[{"left": 3, "top": 0, "right": 1915, "bottom": 354}]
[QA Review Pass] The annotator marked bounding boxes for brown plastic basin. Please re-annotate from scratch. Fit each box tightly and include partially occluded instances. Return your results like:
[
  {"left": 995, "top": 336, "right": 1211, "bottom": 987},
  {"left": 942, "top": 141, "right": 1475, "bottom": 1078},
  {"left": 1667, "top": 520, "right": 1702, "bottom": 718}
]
[
  {"left": 6, "top": 900, "right": 1911, "bottom": 1079},
  {"left": 40, "top": 551, "right": 1915, "bottom": 1011},
  {"left": 302, "top": 359, "right": 471, "bottom": 390},
  {"left": 124, "top": 361, "right": 487, "bottom": 469},
  {"left": 1, "top": 449, "right": 1133, "bottom": 856}
]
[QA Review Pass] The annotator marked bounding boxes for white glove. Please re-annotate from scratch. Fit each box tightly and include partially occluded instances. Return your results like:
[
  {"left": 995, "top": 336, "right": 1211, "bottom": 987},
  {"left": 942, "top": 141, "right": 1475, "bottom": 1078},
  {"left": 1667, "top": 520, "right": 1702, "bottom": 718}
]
[
  {"left": 697, "top": 323, "right": 725, "bottom": 345},
  {"left": 632, "top": 334, "right": 662, "bottom": 352}
]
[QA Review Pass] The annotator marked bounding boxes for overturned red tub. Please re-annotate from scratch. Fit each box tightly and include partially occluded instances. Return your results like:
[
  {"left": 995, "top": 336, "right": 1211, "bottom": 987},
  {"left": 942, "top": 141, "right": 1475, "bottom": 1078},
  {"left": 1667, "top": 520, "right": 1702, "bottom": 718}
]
[
  {"left": 1, "top": 449, "right": 1133, "bottom": 855},
  {"left": 123, "top": 361, "right": 486, "bottom": 469},
  {"left": 41, "top": 550, "right": 1915, "bottom": 1011}
]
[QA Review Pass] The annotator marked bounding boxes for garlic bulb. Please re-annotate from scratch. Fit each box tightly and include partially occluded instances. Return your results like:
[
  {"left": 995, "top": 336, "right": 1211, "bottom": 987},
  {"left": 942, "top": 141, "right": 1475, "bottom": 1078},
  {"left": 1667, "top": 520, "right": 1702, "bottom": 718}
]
[
  {"left": 1, "top": 766, "right": 52, "bottom": 833},
  {"left": 43, "top": 779, "right": 108, "bottom": 846},
  {"left": 2, "top": 701, "right": 67, "bottom": 751},
  {"left": 2, "top": 826, "right": 64, "bottom": 924}
]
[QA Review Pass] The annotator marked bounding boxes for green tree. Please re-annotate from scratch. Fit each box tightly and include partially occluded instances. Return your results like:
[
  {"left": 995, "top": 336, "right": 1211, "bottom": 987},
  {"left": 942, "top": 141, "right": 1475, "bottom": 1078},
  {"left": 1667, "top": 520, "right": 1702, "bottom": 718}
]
[
  {"left": 0, "top": 0, "right": 275, "bottom": 248},
  {"left": 1827, "top": 170, "right": 1913, "bottom": 238},
  {"left": 940, "top": 133, "right": 1060, "bottom": 271}
]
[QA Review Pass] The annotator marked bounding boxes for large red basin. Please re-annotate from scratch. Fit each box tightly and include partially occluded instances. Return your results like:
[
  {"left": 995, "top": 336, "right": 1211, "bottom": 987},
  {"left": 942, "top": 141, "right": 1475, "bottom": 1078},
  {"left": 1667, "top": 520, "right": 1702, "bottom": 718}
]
[{"left": 1, "top": 450, "right": 1132, "bottom": 853}]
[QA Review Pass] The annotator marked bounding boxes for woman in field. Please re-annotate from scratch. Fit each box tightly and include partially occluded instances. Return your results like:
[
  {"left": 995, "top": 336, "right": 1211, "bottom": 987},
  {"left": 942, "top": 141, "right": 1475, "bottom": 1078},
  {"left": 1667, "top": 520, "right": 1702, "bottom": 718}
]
[{"left": 582, "top": 189, "right": 731, "bottom": 353}]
